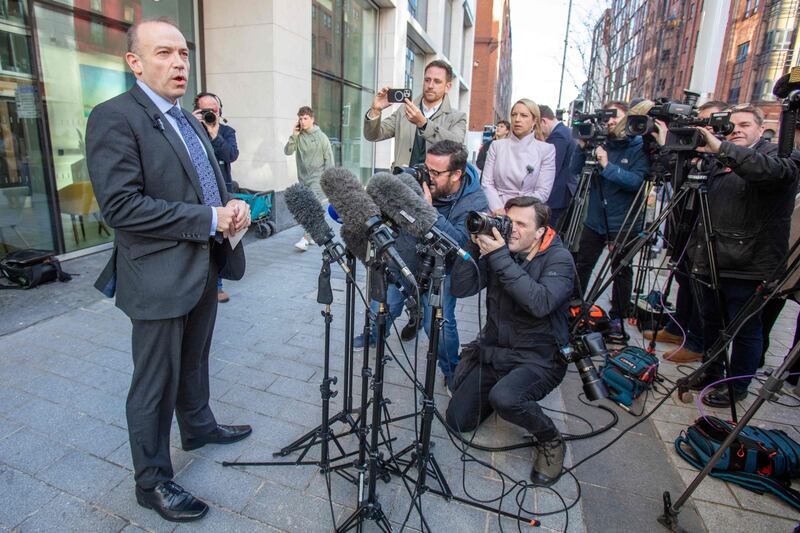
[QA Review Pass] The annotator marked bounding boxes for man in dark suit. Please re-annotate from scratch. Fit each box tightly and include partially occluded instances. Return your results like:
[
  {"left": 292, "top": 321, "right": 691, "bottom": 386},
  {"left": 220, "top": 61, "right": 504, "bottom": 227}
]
[
  {"left": 86, "top": 18, "right": 252, "bottom": 523},
  {"left": 540, "top": 105, "right": 577, "bottom": 227}
]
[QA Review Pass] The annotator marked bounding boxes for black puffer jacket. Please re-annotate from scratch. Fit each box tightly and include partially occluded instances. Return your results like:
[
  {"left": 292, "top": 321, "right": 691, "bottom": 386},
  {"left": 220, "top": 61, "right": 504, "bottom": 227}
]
[
  {"left": 687, "top": 140, "right": 800, "bottom": 280},
  {"left": 451, "top": 229, "right": 575, "bottom": 360}
]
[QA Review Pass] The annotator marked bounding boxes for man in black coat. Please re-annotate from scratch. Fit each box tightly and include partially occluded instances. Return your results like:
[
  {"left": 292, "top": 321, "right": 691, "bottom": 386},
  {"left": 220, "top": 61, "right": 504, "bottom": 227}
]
[
  {"left": 86, "top": 18, "right": 252, "bottom": 522},
  {"left": 688, "top": 105, "right": 800, "bottom": 407},
  {"left": 446, "top": 196, "right": 575, "bottom": 487},
  {"left": 539, "top": 105, "right": 577, "bottom": 227},
  {"left": 192, "top": 92, "right": 239, "bottom": 193}
]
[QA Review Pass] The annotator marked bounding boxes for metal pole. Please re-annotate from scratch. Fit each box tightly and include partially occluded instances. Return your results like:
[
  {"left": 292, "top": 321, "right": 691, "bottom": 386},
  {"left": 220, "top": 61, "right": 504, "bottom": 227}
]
[{"left": 557, "top": 0, "right": 574, "bottom": 110}]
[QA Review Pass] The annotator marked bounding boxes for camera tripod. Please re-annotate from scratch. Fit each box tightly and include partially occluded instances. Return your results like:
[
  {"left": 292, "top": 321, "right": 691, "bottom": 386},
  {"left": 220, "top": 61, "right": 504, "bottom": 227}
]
[
  {"left": 572, "top": 152, "right": 740, "bottom": 421},
  {"left": 559, "top": 150, "right": 599, "bottom": 251},
  {"left": 658, "top": 235, "right": 800, "bottom": 531}
]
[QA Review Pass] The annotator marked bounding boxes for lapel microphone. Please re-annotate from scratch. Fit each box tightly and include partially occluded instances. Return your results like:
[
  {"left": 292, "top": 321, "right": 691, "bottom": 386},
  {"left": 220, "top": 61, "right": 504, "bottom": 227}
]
[
  {"left": 526, "top": 164, "right": 535, "bottom": 174},
  {"left": 152, "top": 114, "right": 165, "bottom": 132}
]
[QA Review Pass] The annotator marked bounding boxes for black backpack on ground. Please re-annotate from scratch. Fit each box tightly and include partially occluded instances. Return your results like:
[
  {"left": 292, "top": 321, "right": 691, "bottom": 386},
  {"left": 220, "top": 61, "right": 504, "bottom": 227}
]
[{"left": 0, "top": 249, "right": 72, "bottom": 290}]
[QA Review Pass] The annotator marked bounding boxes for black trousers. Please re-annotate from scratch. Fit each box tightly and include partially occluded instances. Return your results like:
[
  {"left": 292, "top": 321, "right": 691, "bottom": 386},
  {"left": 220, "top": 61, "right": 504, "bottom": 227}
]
[
  {"left": 574, "top": 226, "right": 634, "bottom": 319},
  {"left": 127, "top": 249, "right": 220, "bottom": 489},
  {"left": 445, "top": 357, "right": 567, "bottom": 441}
]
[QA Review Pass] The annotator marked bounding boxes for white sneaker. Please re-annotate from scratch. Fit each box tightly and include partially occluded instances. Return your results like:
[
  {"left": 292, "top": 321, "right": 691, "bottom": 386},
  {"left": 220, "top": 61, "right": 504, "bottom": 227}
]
[
  {"left": 294, "top": 237, "right": 309, "bottom": 251},
  {"left": 307, "top": 236, "right": 316, "bottom": 245}
]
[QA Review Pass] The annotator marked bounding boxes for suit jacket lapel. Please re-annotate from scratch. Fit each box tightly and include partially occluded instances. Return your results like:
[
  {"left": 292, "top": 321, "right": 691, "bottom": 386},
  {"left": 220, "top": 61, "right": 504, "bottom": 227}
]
[{"left": 129, "top": 85, "right": 205, "bottom": 203}]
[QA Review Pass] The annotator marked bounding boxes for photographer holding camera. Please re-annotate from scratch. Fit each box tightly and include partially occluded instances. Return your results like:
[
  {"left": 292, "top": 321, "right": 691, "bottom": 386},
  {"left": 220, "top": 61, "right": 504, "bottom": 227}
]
[
  {"left": 364, "top": 60, "right": 466, "bottom": 168},
  {"left": 446, "top": 197, "right": 575, "bottom": 487},
  {"left": 354, "top": 140, "right": 488, "bottom": 389},
  {"left": 193, "top": 91, "right": 240, "bottom": 303},
  {"left": 571, "top": 100, "right": 651, "bottom": 342},
  {"left": 684, "top": 105, "right": 800, "bottom": 407}
]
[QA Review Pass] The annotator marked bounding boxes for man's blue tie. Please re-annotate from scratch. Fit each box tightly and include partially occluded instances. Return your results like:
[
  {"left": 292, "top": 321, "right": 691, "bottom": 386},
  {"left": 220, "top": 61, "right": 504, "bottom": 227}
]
[{"left": 166, "top": 106, "right": 223, "bottom": 207}]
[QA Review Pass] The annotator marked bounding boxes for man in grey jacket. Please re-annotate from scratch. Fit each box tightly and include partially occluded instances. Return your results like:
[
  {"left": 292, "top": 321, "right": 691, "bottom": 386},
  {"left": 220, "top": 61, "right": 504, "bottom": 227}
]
[
  {"left": 364, "top": 60, "right": 467, "bottom": 168},
  {"left": 285, "top": 105, "right": 334, "bottom": 250}
]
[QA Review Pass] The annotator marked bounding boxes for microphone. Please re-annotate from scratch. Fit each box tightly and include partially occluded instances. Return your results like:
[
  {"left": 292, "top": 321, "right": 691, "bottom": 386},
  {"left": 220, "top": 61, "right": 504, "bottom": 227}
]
[
  {"left": 393, "top": 172, "right": 425, "bottom": 198},
  {"left": 284, "top": 183, "right": 349, "bottom": 274},
  {"left": 526, "top": 164, "right": 535, "bottom": 174},
  {"left": 772, "top": 67, "right": 800, "bottom": 99},
  {"left": 153, "top": 114, "right": 165, "bottom": 131},
  {"left": 366, "top": 172, "right": 471, "bottom": 261},
  {"left": 320, "top": 167, "right": 416, "bottom": 286}
]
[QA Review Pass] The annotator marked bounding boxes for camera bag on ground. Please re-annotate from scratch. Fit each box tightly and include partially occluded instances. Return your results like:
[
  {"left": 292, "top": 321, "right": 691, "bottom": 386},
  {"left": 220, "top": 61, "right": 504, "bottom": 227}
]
[
  {"left": 675, "top": 415, "right": 800, "bottom": 510},
  {"left": 0, "top": 249, "right": 72, "bottom": 289},
  {"left": 599, "top": 346, "right": 659, "bottom": 407}
]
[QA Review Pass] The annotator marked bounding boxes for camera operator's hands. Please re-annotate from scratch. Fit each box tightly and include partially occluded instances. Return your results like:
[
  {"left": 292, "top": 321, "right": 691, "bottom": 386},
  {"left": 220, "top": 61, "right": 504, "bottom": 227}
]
[
  {"left": 595, "top": 145, "right": 609, "bottom": 168},
  {"left": 192, "top": 109, "right": 220, "bottom": 139},
  {"left": 369, "top": 87, "right": 391, "bottom": 118},
  {"left": 693, "top": 127, "right": 723, "bottom": 154},
  {"left": 472, "top": 227, "right": 506, "bottom": 256},
  {"left": 422, "top": 181, "right": 433, "bottom": 205},
  {"left": 403, "top": 98, "right": 427, "bottom": 128},
  {"left": 652, "top": 119, "right": 668, "bottom": 146}
]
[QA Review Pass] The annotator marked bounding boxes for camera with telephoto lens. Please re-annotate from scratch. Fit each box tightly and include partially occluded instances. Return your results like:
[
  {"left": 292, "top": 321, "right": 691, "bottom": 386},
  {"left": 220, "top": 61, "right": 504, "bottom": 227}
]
[
  {"left": 392, "top": 164, "right": 431, "bottom": 187},
  {"left": 466, "top": 211, "right": 513, "bottom": 242},
  {"left": 560, "top": 332, "right": 609, "bottom": 402},
  {"left": 200, "top": 108, "right": 217, "bottom": 125},
  {"left": 571, "top": 108, "right": 617, "bottom": 148}
]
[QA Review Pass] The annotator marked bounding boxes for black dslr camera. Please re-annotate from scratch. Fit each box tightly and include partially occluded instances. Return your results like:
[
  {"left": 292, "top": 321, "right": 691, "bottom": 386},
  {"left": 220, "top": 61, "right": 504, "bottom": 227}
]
[
  {"left": 571, "top": 108, "right": 617, "bottom": 148},
  {"left": 199, "top": 108, "right": 217, "bottom": 125},
  {"left": 392, "top": 164, "right": 431, "bottom": 187},
  {"left": 466, "top": 211, "right": 513, "bottom": 242},
  {"left": 560, "top": 332, "right": 609, "bottom": 402}
]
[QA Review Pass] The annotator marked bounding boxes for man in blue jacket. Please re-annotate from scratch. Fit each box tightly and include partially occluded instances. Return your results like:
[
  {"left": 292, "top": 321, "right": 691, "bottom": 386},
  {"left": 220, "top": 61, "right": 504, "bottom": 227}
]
[
  {"left": 540, "top": 105, "right": 577, "bottom": 227},
  {"left": 355, "top": 140, "right": 489, "bottom": 388},
  {"left": 570, "top": 101, "right": 650, "bottom": 342}
]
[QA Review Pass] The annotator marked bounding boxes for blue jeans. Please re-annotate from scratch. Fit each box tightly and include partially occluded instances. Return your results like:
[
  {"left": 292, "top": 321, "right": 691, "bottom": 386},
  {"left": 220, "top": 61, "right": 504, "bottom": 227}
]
[
  {"left": 701, "top": 278, "right": 763, "bottom": 393},
  {"left": 366, "top": 276, "right": 460, "bottom": 382}
]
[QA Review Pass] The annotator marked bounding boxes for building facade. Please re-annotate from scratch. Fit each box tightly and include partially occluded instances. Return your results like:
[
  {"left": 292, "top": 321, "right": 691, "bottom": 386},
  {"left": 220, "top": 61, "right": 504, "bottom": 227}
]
[
  {"left": 0, "top": 0, "right": 475, "bottom": 258},
  {"left": 467, "top": 0, "right": 511, "bottom": 132}
]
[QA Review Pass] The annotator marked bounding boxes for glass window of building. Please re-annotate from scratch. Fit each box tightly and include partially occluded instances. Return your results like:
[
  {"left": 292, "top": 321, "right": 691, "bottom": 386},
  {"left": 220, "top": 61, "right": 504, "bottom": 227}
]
[
  {"left": 312, "top": 0, "right": 377, "bottom": 184},
  {"left": 408, "top": 0, "right": 427, "bottom": 29},
  {"left": 29, "top": 0, "right": 197, "bottom": 254}
]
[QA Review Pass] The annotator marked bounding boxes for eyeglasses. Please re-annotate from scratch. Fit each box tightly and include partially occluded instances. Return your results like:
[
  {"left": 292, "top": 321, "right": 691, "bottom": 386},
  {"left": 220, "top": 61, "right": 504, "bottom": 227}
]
[{"left": 425, "top": 166, "right": 453, "bottom": 179}]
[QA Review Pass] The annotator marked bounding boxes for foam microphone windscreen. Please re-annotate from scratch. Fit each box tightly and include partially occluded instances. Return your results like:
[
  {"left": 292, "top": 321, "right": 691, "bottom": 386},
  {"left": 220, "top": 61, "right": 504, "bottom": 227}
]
[
  {"left": 320, "top": 167, "right": 381, "bottom": 229},
  {"left": 773, "top": 67, "right": 800, "bottom": 99},
  {"left": 340, "top": 223, "right": 367, "bottom": 262},
  {"left": 284, "top": 183, "right": 333, "bottom": 245},
  {"left": 393, "top": 172, "right": 425, "bottom": 198},
  {"left": 366, "top": 172, "right": 439, "bottom": 239}
]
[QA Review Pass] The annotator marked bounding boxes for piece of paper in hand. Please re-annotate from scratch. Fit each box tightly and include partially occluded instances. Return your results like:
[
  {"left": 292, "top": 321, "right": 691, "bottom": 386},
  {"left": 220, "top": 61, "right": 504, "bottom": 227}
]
[{"left": 229, "top": 226, "right": 248, "bottom": 249}]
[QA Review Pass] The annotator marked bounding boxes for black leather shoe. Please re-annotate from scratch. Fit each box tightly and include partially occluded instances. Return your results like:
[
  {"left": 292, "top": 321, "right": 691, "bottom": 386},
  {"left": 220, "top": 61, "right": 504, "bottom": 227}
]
[
  {"left": 136, "top": 481, "right": 208, "bottom": 522},
  {"left": 182, "top": 424, "right": 252, "bottom": 451},
  {"left": 687, "top": 371, "right": 722, "bottom": 391},
  {"left": 701, "top": 386, "right": 748, "bottom": 408}
]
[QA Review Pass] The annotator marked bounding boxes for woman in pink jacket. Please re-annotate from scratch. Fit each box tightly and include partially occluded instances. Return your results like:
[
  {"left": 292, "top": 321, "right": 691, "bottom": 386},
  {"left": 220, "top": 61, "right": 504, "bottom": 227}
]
[{"left": 482, "top": 99, "right": 557, "bottom": 213}]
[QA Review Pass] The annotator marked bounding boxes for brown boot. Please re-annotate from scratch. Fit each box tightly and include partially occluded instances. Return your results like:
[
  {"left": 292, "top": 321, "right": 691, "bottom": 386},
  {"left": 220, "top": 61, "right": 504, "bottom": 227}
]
[
  {"left": 663, "top": 346, "right": 701, "bottom": 364},
  {"left": 643, "top": 329, "right": 683, "bottom": 345}
]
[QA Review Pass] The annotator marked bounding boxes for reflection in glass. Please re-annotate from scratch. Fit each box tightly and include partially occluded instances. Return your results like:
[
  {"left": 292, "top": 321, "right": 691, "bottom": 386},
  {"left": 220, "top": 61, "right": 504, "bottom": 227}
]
[
  {"left": 343, "top": 0, "right": 376, "bottom": 90},
  {"left": 312, "top": 0, "right": 342, "bottom": 78},
  {"left": 341, "top": 87, "right": 374, "bottom": 183},
  {"left": 0, "top": 0, "right": 27, "bottom": 26},
  {"left": 312, "top": 74, "right": 342, "bottom": 165}
]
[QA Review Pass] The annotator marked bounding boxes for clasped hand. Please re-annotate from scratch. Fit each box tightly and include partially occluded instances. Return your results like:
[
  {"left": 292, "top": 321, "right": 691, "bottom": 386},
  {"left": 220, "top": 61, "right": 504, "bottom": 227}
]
[{"left": 215, "top": 199, "right": 251, "bottom": 238}]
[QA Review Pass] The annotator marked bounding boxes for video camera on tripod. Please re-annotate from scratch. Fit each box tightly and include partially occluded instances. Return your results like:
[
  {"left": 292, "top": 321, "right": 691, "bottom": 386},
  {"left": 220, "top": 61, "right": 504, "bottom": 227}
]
[
  {"left": 571, "top": 108, "right": 617, "bottom": 149},
  {"left": 625, "top": 91, "right": 734, "bottom": 152}
]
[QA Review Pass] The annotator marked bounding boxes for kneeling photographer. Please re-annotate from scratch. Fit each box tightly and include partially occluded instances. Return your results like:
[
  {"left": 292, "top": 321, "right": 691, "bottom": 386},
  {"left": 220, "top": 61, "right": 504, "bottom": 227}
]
[
  {"left": 686, "top": 105, "right": 800, "bottom": 407},
  {"left": 445, "top": 197, "right": 575, "bottom": 487},
  {"left": 571, "top": 101, "right": 651, "bottom": 343}
]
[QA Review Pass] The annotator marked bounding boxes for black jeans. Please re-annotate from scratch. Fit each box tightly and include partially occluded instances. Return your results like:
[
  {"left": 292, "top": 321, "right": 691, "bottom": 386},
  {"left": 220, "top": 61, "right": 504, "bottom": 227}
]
[
  {"left": 445, "top": 356, "right": 567, "bottom": 441},
  {"left": 663, "top": 260, "right": 704, "bottom": 352},
  {"left": 700, "top": 278, "right": 763, "bottom": 393},
  {"left": 574, "top": 226, "right": 634, "bottom": 319}
]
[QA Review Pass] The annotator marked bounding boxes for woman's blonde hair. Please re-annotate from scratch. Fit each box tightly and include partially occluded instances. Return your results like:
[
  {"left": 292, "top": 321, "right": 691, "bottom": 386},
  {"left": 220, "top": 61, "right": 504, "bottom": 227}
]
[
  {"left": 511, "top": 99, "right": 545, "bottom": 141},
  {"left": 609, "top": 99, "right": 654, "bottom": 138}
]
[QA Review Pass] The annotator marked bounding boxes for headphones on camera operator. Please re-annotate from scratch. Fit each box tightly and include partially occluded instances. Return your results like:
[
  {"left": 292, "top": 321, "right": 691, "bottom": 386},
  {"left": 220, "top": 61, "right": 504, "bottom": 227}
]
[{"left": 193, "top": 91, "right": 228, "bottom": 125}]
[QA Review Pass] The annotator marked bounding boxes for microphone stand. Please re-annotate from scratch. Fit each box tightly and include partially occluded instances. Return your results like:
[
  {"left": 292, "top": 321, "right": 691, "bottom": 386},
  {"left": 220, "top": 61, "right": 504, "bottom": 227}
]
[
  {"left": 273, "top": 251, "right": 361, "bottom": 458},
  {"left": 336, "top": 241, "right": 395, "bottom": 533},
  {"left": 386, "top": 251, "right": 452, "bottom": 532},
  {"left": 222, "top": 248, "right": 350, "bottom": 473}
]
